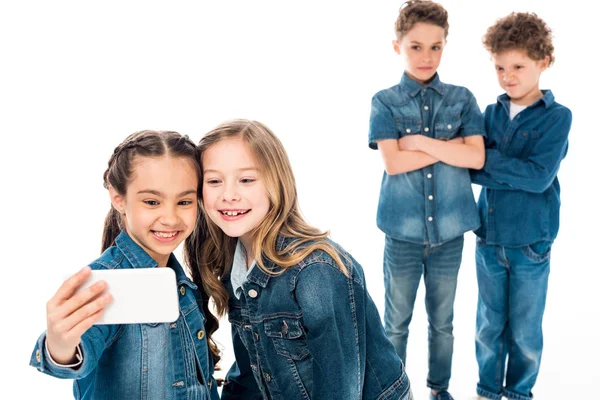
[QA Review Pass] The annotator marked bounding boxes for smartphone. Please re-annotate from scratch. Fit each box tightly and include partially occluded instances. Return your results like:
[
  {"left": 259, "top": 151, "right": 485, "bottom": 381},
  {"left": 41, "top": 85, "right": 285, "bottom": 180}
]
[{"left": 77, "top": 268, "right": 180, "bottom": 325}]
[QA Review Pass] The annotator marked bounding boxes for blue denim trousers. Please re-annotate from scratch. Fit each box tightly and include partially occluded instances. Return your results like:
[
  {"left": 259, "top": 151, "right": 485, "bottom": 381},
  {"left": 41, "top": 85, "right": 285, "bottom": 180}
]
[
  {"left": 383, "top": 235, "right": 464, "bottom": 391},
  {"left": 475, "top": 239, "right": 551, "bottom": 400}
]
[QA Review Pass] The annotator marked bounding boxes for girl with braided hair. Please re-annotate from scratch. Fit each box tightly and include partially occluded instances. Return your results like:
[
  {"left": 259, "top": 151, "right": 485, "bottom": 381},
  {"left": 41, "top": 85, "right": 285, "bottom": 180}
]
[{"left": 30, "top": 130, "right": 220, "bottom": 400}]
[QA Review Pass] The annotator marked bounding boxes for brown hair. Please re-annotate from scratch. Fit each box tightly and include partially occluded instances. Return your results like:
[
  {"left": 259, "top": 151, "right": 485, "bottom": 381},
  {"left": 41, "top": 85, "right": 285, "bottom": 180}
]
[
  {"left": 395, "top": 0, "right": 449, "bottom": 40},
  {"left": 102, "top": 130, "right": 221, "bottom": 364},
  {"left": 186, "top": 119, "right": 349, "bottom": 318},
  {"left": 483, "top": 12, "right": 554, "bottom": 66}
]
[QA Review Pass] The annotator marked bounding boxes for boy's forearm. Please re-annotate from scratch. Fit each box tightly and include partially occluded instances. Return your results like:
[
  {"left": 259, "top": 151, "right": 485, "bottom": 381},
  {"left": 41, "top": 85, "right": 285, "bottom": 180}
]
[
  {"left": 385, "top": 150, "right": 438, "bottom": 175},
  {"left": 415, "top": 136, "right": 485, "bottom": 169}
]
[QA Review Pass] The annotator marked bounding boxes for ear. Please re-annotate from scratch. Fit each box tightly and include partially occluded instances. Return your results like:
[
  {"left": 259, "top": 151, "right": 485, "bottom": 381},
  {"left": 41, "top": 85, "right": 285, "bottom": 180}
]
[
  {"left": 539, "top": 55, "right": 550, "bottom": 71},
  {"left": 108, "top": 186, "right": 126, "bottom": 214},
  {"left": 392, "top": 40, "right": 401, "bottom": 55}
]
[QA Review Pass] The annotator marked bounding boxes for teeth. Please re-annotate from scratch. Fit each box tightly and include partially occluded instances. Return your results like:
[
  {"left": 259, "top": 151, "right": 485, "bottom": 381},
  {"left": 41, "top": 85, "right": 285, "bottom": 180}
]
[
  {"left": 154, "top": 231, "right": 177, "bottom": 238},
  {"left": 224, "top": 210, "right": 246, "bottom": 216}
]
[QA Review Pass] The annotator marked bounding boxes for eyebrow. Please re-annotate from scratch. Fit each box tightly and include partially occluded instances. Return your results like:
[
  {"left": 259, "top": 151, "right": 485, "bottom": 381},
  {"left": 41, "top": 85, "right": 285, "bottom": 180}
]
[
  {"left": 203, "top": 167, "right": 258, "bottom": 174},
  {"left": 409, "top": 40, "right": 443, "bottom": 45},
  {"left": 136, "top": 189, "right": 197, "bottom": 196}
]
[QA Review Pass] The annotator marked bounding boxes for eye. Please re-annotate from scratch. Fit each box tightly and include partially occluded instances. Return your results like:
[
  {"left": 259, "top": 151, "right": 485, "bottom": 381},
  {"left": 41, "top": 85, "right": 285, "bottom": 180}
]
[
  {"left": 241, "top": 178, "right": 256, "bottom": 184},
  {"left": 144, "top": 200, "right": 159, "bottom": 206},
  {"left": 411, "top": 45, "right": 421, "bottom": 51},
  {"left": 432, "top": 45, "right": 441, "bottom": 51},
  {"left": 205, "top": 178, "right": 221, "bottom": 185},
  {"left": 179, "top": 200, "right": 194, "bottom": 206},
  {"left": 515, "top": 65, "right": 523, "bottom": 69},
  {"left": 495, "top": 66, "right": 504, "bottom": 71}
]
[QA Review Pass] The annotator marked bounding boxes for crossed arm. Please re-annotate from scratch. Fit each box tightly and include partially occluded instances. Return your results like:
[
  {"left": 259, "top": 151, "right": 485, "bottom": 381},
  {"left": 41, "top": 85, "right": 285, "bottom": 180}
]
[{"left": 378, "top": 134, "right": 485, "bottom": 175}]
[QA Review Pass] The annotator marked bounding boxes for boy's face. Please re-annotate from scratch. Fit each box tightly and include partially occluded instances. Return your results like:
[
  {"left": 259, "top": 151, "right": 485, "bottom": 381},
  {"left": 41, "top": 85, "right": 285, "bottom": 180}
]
[
  {"left": 393, "top": 22, "right": 446, "bottom": 84},
  {"left": 492, "top": 49, "right": 549, "bottom": 106}
]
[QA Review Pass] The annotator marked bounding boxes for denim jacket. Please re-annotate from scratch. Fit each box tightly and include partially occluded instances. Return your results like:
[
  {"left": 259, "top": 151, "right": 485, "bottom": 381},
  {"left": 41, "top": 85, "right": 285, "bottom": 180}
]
[
  {"left": 29, "top": 231, "right": 219, "bottom": 400},
  {"left": 470, "top": 91, "right": 572, "bottom": 246},
  {"left": 368, "top": 72, "right": 485, "bottom": 246},
  {"left": 221, "top": 237, "right": 412, "bottom": 400}
]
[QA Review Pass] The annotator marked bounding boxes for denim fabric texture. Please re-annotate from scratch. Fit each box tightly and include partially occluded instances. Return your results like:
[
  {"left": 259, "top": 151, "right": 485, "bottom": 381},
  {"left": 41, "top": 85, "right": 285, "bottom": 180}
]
[
  {"left": 30, "top": 231, "right": 219, "bottom": 400},
  {"left": 475, "top": 239, "right": 551, "bottom": 400},
  {"left": 470, "top": 90, "right": 572, "bottom": 246},
  {"left": 383, "top": 234, "right": 464, "bottom": 391},
  {"left": 368, "top": 72, "right": 484, "bottom": 246},
  {"left": 220, "top": 236, "right": 412, "bottom": 400}
]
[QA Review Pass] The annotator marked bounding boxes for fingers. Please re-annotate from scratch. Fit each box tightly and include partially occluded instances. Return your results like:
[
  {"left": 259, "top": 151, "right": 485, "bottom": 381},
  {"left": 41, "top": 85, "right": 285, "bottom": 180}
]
[
  {"left": 48, "top": 266, "right": 92, "bottom": 309},
  {"left": 60, "top": 293, "right": 112, "bottom": 333}
]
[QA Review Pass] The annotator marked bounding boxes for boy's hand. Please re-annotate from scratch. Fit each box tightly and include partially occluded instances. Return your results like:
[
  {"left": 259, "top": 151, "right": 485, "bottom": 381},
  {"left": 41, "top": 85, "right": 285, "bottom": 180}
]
[
  {"left": 45, "top": 266, "right": 112, "bottom": 364},
  {"left": 398, "top": 135, "right": 424, "bottom": 151}
]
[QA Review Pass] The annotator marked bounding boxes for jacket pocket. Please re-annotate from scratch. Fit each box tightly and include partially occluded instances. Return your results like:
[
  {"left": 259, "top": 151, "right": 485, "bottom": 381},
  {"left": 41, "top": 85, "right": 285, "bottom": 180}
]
[
  {"left": 264, "top": 317, "right": 310, "bottom": 361},
  {"left": 434, "top": 119, "right": 462, "bottom": 140}
]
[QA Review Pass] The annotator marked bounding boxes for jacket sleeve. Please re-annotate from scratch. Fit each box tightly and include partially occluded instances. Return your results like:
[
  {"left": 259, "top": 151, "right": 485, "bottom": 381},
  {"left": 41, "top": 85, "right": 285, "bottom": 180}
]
[
  {"left": 295, "top": 261, "right": 362, "bottom": 400},
  {"left": 221, "top": 325, "right": 263, "bottom": 400},
  {"left": 480, "top": 108, "right": 572, "bottom": 193},
  {"left": 30, "top": 324, "right": 123, "bottom": 379}
]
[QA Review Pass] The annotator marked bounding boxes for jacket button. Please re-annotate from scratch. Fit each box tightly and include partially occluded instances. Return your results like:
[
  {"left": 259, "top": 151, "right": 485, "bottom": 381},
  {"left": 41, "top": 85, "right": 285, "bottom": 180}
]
[
  {"left": 447, "top": 124, "right": 452, "bottom": 129},
  {"left": 424, "top": 127, "right": 429, "bottom": 132},
  {"left": 427, "top": 173, "right": 432, "bottom": 179},
  {"left": 406, "top": 128, "right": 411, "bottom": 133},
  {"left": 428, "top": 195, "right": 433, "bottom": 200},
  {"left": 197, "top": 330, "right": 205, "bottom": 340},
  {"left": 179, "top": 286, "right": 185, "bottom": 296},
  {"left": 264, "top": 373, "right": 271, "bottom": 382},
  {"left": 428, "top": 216, "right": 433, "bottom": 221},
  {"left": 35, "top": 349, "right": 41, "bottom": 363},
  {"left": 248, "top": 289, "right": 258, "bottom": 298}
]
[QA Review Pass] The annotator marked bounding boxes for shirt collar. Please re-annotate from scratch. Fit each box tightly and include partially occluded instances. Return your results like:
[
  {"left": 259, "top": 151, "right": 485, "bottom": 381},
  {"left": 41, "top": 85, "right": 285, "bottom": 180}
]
[
  {"left": 231, "top": 240, "right": 256, "bottom": 298},
  {"left": 400, "top": 71, "right": 444, "bottom": 97},
  {"left": 497, "top": 89, "right": 555, "bottom": 114}
]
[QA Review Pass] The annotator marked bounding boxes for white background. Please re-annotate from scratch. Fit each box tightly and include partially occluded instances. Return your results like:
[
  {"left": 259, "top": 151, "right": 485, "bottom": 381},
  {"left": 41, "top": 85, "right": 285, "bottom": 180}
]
[{"left": 0, "top": 1, "right": 596, "bottom": 399}]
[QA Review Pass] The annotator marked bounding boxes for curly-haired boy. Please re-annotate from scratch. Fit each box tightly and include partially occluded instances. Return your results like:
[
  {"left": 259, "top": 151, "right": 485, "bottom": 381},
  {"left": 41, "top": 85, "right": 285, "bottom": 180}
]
[{"left": 470, "top": 12, "right": 572, "bottom": 400}]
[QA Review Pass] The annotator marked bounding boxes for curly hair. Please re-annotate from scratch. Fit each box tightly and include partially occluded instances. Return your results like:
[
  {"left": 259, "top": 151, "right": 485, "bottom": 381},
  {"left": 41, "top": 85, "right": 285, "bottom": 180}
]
[
  {"left": 483, "top": 12, "right": 554, "bottom": 66},
  {"left": 394, "top": 0, "right": 449, "bottom": 40}
]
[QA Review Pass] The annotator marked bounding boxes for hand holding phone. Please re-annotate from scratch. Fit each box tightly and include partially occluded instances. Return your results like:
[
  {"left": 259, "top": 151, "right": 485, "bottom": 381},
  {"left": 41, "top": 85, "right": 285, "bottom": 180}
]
[{"left": 45, "top": 266, "right": 112, "bottom": 364}]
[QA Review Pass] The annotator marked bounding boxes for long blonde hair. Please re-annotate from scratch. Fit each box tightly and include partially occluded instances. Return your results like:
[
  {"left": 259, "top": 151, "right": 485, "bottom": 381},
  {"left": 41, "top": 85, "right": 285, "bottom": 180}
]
[{"left": 187, "top": 119, "right": 348, "bottom": 317}]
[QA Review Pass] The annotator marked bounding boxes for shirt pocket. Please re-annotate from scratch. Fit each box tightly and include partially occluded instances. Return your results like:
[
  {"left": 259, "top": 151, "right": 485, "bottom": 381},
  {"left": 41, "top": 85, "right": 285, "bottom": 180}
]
[
  {"left": 264, "top": 316, "right": 310, "bottom": 361},
  {"left": 512, "top": 130, "right": 542, "bottom": 158},
  {"left": 394, "top": 117, "right": 422, "bottom": 137},
  {"left": 434, "top": 119, "right": 462, "bottom": 140}
]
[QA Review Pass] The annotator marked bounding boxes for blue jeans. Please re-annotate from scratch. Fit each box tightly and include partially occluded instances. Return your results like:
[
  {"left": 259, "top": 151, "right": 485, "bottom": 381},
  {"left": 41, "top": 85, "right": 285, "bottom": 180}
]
[
  {"left": 475, "top": 239, "right": 551, "bottom": 400},
  {"left": 383, "top": 235, "right": 464, "bottom": 391}
]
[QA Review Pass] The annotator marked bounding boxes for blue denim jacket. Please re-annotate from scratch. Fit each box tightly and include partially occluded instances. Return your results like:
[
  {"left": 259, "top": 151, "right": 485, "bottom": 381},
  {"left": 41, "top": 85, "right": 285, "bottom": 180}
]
[
  {"left": 221, "top": 237, "right": 412, "bottom": 400},
  {"left": 369, "top": 72, "right": 484, "bottom": 246},
  {"left": 470, "top": 91, "right": 572, "bottom": 246},
  {"left": 29, "top": 231, "right": 219, "bottom": 400}
]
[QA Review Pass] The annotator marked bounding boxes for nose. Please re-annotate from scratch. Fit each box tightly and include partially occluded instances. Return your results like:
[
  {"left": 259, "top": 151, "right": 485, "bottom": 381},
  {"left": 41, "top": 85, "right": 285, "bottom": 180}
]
[
  {"left": 159, "top": 204, "right": 180, "bottom": 226},
  {"left": 222, "top": 181, "right": 240, "bottom": 202}
]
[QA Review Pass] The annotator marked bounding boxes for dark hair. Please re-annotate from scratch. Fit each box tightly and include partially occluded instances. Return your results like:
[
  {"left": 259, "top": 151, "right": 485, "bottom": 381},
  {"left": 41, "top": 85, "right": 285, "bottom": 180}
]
[
  {"left": 483, "top": 12, "right": 555, "bottom": 66},
  {"left": 101, "top": 130, "right": 221, "bottom": 364},
  {"left": 395, "top": 0, "right": 449, "bottom": 40}
]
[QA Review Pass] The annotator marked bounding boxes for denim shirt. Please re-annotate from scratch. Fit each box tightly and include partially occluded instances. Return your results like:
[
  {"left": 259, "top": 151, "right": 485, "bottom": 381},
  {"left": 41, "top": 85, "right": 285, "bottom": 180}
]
[
  {"left": 470, "top": 90, "right": 572, "bottom": 246},
  {"left": 221, "top": 237, "right": 411, "bottom": 400},
  {"left": 369, "top": 72, "right": 484, "bottom": 246},
  {"left": 30, "top": 231, "right": 219, "bottom": 400}
]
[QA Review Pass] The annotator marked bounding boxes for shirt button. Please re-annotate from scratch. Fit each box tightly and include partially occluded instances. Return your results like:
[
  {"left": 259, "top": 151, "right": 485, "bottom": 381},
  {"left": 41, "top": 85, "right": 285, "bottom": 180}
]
[
  {"left": 447, "top": 124, "right": 452, "bottom": 129},
  {"left": 197, "top": 330, "right": 205, "bottom": 340},
  {"left": 424, "top": 105, "right": 429, "bottom": 110},
  {"left": 428, "top": 216, "right": 433, "bottom": 221},
  {"left": 424, "top": 127, "right": 430, "bottom": 132},
  {"left": 264, "top": 373, "right": 272, "bottom": 382},
  {"left": 428, "top": 195, "right": 433, "bottom": 200},
  {"left": 179, "top": 286, "right": 185, "bottom": 296},
  {"left": 427, "top": 173, "right": 432, "bottom": 179},
  {"left": 35, "top": 349, "right": 41, "bottom": 363},
  {"left": 248, "top": 289, "right": 258, "bottom": 298},
  {"left": 406, "top": 128, "right": 411, "bottom": 133}
]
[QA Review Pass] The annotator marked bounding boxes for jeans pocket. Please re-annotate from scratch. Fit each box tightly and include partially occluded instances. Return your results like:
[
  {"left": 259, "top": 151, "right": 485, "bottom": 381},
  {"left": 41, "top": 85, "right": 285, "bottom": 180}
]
[
  {"left": 475, "top": 237, "right": 486, "bottom": 248},
  {"left": 521, "top": 240, "right": 552, "bottom": 262}
]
